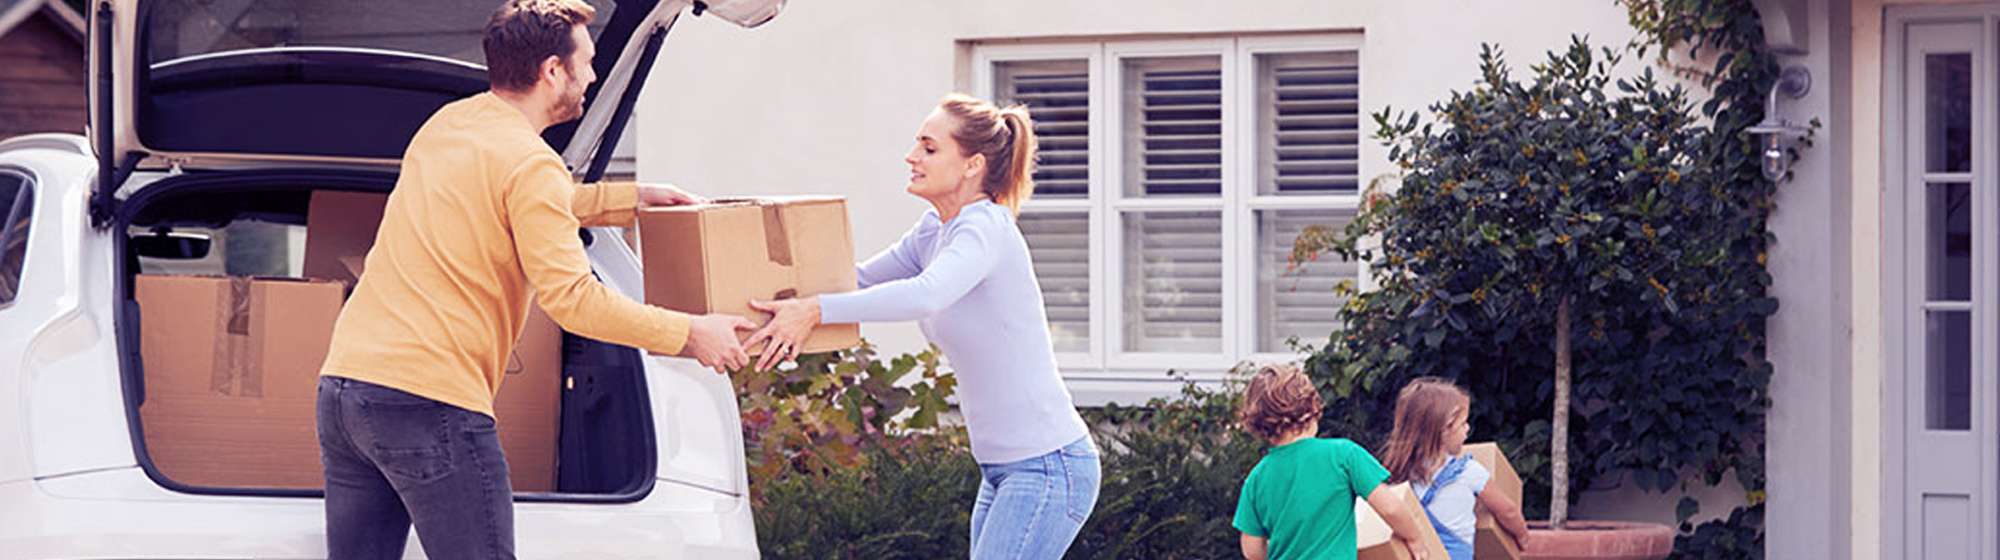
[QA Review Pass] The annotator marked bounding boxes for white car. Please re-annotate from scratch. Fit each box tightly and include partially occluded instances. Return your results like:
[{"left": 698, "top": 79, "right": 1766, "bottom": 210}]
[{"left": 0, "top": 0, "right": 781, "bottom": 557}]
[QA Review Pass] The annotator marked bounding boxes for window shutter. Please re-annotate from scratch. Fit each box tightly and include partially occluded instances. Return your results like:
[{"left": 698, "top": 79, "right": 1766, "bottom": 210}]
[
  {"left": 1260, "top": 52, "right": 1359, "bottom": 194},
  {"left": 1020, "top": 212, "right": 1091, "bottom": 352},
  {"left": 1127, "top": 58, "right": 1223, "bottom": 196},
  {"left": 1124, "top": 210, "right": 1224, "bottom": 352},
  {"left": 1257, "top": 210, "right": 1354, "bottom": 351},
  {"left": 998, "top": 60, "right": 1094, "bottom": 352},
  {"left": 997, "top": 60, "right": 1090, "bottom": 198}
]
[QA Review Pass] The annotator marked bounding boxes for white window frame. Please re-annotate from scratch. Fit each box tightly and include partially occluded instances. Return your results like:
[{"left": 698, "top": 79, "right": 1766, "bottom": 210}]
[
  {"left": 1105, "top": 37, "right": 1239, "bottom": 376},
  {"left": 1238, "top": 34, "right": 1366, "bottom": 365},
  {"left": 974, "top": 43, "right": 1108, "bottom": 370},
  {"left": 974, "top": 33, "right": 1363, "bottom": 400}
]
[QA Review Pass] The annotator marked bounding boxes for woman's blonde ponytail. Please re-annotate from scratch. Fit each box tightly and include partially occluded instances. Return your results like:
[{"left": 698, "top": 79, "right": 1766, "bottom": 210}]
[{"left": 940, "top": 93, "right": 1040, "bottom": 214}]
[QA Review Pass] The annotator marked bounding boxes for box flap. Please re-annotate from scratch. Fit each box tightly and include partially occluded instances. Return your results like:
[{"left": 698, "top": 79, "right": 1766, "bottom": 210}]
[{"left": 303, "top": 190, "right": 389, "bottom": 285}]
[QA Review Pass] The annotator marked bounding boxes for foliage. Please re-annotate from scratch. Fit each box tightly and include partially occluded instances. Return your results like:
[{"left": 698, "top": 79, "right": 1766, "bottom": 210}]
[
  {"left": 1301, "top": 35, "right": 1773, "bottom": 522},
  {"left": 1070, "top": 374, "right": 1268, "bottom": 559},
  {"left": 1671, "top": 502, "right": 1765, "bottom": 559},
  {"left": 748, "top": 367, "right": 1270, "bottom": 559},
  {"left": 1294, "top": 0, "right": 1787, "bottom": 551},
  {"left": 733, "top": 342, "right": 964, "bottom": 502},
  {"left": 753, "top": 438, "right": 981, "bottom": 560}
]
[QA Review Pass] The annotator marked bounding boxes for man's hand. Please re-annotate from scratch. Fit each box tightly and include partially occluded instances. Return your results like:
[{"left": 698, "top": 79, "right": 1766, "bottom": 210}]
[
  {"left": 639, "top": 183, "right": 706, "bottom": 207},
  {"left": 681, "top": 313, "right": 754, "bottom": 374}
]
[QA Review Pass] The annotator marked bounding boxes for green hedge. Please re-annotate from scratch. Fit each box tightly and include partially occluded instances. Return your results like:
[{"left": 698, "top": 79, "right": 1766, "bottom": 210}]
[{"left": 750, "top": 375, "right": 1266, "bottom": 559}]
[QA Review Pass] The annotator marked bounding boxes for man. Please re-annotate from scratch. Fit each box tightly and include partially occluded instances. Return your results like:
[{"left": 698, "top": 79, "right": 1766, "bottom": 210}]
[{"left": 314, "top": 1, "right": 752, "bottom": 557}]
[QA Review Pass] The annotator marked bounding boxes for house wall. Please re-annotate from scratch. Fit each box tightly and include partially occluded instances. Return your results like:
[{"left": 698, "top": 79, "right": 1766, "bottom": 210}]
[
  {"left": 636, "top": 0, "right": 1638, "bottom": 377},
  {"left": 1759, "top": 1, "right": 1853, "bottom": 559},
  {"left": 0, "top": 13, "right": 85, "bottom": 139}
]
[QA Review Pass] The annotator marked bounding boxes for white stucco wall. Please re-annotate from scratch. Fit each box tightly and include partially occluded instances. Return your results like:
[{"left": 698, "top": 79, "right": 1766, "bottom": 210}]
[
  {"left": 637, "top": 0, "right": 1642, "bottom": 358},
  {"left": 1757, "top": 2, "right": 1851, "bottom": 558}
]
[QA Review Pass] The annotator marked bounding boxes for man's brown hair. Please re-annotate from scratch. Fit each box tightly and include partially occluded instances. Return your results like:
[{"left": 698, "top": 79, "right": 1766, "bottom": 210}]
[
  {"left": 484, "top": 0, "right": 597, "bottom": 92},
  {"left": 1237, "top": 364, "right": 1322, "bottom": 442}
]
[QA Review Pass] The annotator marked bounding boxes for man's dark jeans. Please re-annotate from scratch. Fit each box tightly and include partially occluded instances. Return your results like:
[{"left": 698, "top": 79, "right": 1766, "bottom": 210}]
[{"left": 317, "top": 376, "right": 515, "bottom": 560}]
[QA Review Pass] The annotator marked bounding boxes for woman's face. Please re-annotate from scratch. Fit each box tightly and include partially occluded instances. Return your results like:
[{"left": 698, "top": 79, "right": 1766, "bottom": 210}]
[{"left": 905, "top": 108, "right": 981, "bottom": 201}]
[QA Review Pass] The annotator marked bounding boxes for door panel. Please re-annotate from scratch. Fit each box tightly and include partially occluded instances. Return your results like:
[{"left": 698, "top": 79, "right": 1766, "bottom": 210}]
[{"left": 1895, "top": 15, "right": 1997, "bottom": 560}]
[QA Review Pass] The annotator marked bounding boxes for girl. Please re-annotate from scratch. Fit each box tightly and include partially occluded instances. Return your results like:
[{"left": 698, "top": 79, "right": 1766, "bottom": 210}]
[
  {"left": 1380, "top": 378, "right": 1531, "bottom": 560},
  {"left": 744, "top": 93, "right": 1098, "bottom": 558}
]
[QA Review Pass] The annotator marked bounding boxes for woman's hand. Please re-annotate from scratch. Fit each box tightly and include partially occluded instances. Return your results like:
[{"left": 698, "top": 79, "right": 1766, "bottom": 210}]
[{"left": 743, "top": 296, "right": 821, "bottom": 371}]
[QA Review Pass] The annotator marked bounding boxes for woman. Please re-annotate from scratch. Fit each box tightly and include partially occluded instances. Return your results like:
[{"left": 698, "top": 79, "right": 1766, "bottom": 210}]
[{"left": 744, "top": 93, "right": 1099, "bottom": 558}]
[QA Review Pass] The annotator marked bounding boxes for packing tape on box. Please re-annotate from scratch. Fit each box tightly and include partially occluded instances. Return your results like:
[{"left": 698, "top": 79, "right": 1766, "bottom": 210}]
[
  {"left": 209, "top": 277, "right": 263, "bottom": 397},
  {"left": 759, "top": 202, "right": 793, "bottom": 267}
]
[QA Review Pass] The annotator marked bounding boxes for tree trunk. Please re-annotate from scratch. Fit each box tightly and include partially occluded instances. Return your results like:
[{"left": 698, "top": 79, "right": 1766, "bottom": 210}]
[{"left": 1551, "top": 297, "right": 1571, "bottom": 530}]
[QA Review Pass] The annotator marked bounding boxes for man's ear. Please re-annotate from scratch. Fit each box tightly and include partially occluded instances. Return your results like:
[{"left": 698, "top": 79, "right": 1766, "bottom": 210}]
[{"left": 539, "top": 55, "right": 566, "bottom": 87}]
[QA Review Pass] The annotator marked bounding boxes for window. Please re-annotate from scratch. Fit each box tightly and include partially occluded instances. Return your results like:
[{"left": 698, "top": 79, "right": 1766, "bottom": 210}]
[
  {"left": 130, "top": 221, "right": 305, "bottom": 278},
  {"left": 0, "top": 170, "right": 33, "bottom": 306},
  {"left": 977, "top": 35, "right": 1363, "bottom": 388}
]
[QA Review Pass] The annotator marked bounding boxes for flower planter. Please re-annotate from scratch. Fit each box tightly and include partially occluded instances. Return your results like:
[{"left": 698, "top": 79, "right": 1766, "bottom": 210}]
[{"left": 1521, "top": 520, "right": 1674, "bottom": 560}]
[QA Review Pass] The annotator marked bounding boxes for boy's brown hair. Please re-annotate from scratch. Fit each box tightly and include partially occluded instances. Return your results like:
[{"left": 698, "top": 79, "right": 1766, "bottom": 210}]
[
  {"left": 484, "top": 0, "right": 597, "bottom": 92},
  {"left": 1380, "top": 377, "right": 1472, "bottom": 485},
  {"left": 1237, "top": 364, "right": 1322, "bottom": 442}
]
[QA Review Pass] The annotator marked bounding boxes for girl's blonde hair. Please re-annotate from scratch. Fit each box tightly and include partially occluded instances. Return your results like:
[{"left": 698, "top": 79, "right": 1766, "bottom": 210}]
[
  {"left": 1380, "top": 377, "right": 1472, "bottom": 485},
  {"left": 938, "top": 93, "right": 1038, "bottom": 214},
  {"left": 1237, "top": 364, "right": 1322, "bottom": 442}
]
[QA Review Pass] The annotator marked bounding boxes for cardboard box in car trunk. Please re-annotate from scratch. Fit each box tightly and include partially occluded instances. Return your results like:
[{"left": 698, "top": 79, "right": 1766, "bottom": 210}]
[
  {"left": 1466, "top": 442, "right": 1524, "bottom": 560},
  {"left": 1356, "top": 482, "right": 1451, "bottom": 560},
  {"left": 636, "top": 197, "right": 860, "bottom": 355},
  {"left": 496, "top": 304, "right": 561, "bottom": 492},
  {"left": 136, "top": 274, "right": 344, "bottom": 489},
  {"left": 300, "top": 189, "right": 561, "bottom": 491},
  {"left": 302, "top": 190, "right": 390, "bottom": 288}
]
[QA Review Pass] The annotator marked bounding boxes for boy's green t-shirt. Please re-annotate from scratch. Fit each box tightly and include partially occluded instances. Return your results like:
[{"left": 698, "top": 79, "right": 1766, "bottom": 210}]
[{"left": 1233, "top": 437, "right": 1391, "bottom": 560}]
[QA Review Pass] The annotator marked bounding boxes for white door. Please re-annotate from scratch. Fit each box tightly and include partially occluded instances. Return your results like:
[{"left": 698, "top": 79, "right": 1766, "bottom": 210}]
[{"left": 1890, "top": 9, "right": 1999, "bottom": 560}]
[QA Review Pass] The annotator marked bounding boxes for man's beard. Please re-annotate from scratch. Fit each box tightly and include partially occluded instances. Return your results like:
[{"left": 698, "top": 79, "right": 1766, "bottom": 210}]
[
  {"left": 548, "top": 68, "right": 586, "bottom": 123},
  {"left": 550, "top": 86, "right": 585, "bottom": 123}
]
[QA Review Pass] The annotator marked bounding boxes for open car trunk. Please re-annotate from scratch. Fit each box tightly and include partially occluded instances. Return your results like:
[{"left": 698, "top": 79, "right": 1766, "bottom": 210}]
[
  {"left": 114, "top": 171, "right": 657, "bottom": 501},
  {"left": 78, "top": 0, "right": 786, "bottom": 504}
]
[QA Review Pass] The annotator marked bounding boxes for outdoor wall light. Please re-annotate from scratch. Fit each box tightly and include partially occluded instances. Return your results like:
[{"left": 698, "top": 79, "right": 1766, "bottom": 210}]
[{"left": 1746, "top": 65, "right": 1812, "bottom": 181}]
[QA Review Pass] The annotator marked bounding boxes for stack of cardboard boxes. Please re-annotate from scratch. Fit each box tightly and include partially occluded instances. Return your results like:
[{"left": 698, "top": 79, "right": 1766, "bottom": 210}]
[
  {"left": 137, "top": 191, "right": 563, "bottom": 491},
  {"left": 136, "top": 191, "right": 861, "bottom": 492},
  {"left": 135, "top": 274, "right": 346, "bottom": 489}
]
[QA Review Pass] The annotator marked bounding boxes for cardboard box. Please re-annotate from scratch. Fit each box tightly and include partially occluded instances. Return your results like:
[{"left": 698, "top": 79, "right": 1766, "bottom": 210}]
[
  {"left": 302, "top": 190, "right": 389, "bottom": 287},
  {"left": 1356, "top": 482, "right": 1451, "bottom": 560},
  {"left": 496, "top": 305, "right": 561, "bottom": 492},
  {"left": 137, "top": 274, "right": 344, "bottom": 489},
  {"left": 1466, "top": 442, "right": 1525, "bottom": 560},
  {"left": 303, "top": 189, "right": 561, "bottom": 491},
  {"left": 637, "top": 197, "right": 861, "bottom": 355}
]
